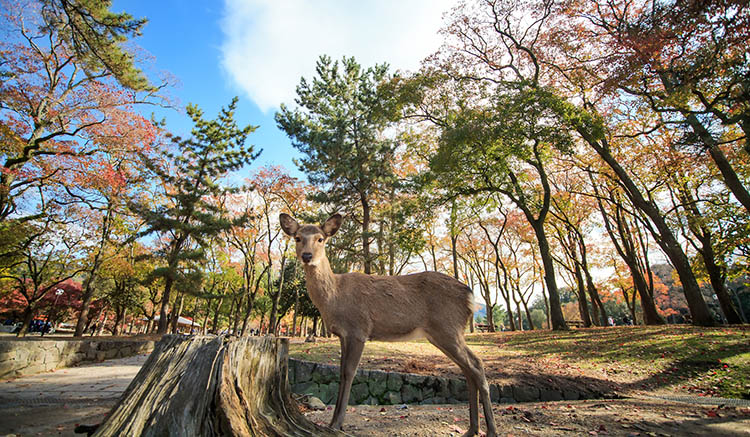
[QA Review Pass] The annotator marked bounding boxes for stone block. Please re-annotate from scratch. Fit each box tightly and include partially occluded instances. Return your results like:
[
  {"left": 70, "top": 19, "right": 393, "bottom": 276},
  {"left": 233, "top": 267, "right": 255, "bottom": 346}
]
[
  {"left": 387, "top": 373, "right": 403, "bottom": 392},
  {"left": 513, "top": 385, "right": 540, "bottom": 402},
  {"left": 540, "top": 388, "right": 563, "bottom": 402},
  {"left": 353, "top": 368, "right": 370, "bottom": 384},
  {"left": 321, "top": 382, "right": 339, "bottom": 404},
  {"left": 449, "top": 378, "right": 468, "bottom": 401},
  {"left": 500, "top": 385, "right": 514, "bottom": 399},
  {"left": 422, "top": 385, "right": 435, "bottom": 400},
  {"left": 386, "top": 391, "right": 402, "bottom": 405},
  {"left": 295, "top": 361, "right": 315, "bottom": 383},
  {"left": 368, "top": 370, "right": 388, "bottom": 397},
  {"left": 401, "top": 384, "right": 423, "bottom": 403},
  {"left": 41, "top": 349, "right": 59, "bottom": 365},
  {"left": 490, "top": 384, "right": 500, "bottom": 402},
  {"left": 313, "top": 364, "right": 337, "bottom": 384},
  {"left": 435, "top": 377, "right": 451, "bottom": 399},
  {"left": 291, "top": 381, "right": 319, "bottom": 397},
  {"left": 350, "top": 382, "right": 370, "bottom": 405},
  {"left": 287, "top": 360, "right": 296, "bottom": 384},
  {"left": 423, "top": 396, "right": 445, "bottom": 404},
  {"left": 403, "top": 373, "right": 427, "bottom": 387}
]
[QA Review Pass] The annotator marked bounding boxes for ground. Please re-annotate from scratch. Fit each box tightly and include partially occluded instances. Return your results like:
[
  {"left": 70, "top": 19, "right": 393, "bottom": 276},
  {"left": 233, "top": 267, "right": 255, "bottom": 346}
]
[
  {"left": 3, "top": 397, "right": 748, "bottom": 436},
  {"left": 303, "top": 399, "right": 750, "bottom": 436},
  {"left": 290, "top": 325, "right": 750, "bottom": 400},
  {"left": 1, "top": 326, "right": 748, "bottom": 436}
]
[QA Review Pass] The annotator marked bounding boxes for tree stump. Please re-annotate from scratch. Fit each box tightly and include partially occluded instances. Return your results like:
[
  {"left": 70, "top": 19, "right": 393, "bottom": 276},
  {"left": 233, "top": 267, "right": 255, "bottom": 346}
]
[{"left": 90, "top": 335, "right": 346, "bottom": 436}]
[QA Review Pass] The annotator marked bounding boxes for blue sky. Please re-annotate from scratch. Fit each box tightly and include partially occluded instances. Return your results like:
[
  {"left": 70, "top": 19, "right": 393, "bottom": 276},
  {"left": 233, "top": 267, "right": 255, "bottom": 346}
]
[{"left": 114, "top": 0, "right": 455, "bottom": 182}]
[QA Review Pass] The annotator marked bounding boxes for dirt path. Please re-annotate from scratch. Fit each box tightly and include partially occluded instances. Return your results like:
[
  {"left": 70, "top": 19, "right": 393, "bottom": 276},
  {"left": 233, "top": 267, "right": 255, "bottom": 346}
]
[
  {"left": 2, "top": 397, "right": 748, "bottom": 436},
  {"left": 304, "top": 399, "right": 750, "bottom": 437}
]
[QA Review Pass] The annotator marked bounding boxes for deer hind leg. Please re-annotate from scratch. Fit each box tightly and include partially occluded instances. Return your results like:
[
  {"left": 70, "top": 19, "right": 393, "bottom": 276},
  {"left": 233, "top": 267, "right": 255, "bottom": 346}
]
[
  {"left": 330, "top": 335, "right": 365, "bottom": 430},
  {"left": 427, "top": 334, "right": 497, "bottom": 437}
]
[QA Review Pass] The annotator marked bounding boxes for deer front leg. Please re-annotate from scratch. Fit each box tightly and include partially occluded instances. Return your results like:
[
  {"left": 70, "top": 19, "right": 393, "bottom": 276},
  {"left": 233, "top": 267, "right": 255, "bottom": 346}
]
[{"left": 330, "top": 335, "right": 365, "bottom": 430}]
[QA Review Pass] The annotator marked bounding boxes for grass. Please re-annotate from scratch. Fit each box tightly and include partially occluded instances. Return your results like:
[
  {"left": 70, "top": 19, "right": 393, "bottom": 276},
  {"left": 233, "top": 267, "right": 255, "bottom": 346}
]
[{"left": 289, "top": 325, "right": 750, "bottom": 399}]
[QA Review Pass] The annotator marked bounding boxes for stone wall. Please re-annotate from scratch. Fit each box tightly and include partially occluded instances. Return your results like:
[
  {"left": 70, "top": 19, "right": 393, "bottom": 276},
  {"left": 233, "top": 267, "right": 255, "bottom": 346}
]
[
  {"left": 289, "top": 359, "right": 600, "bottom": 406},
  {"left": 0, "top": 338, "right": 156, "bottom": 379}
]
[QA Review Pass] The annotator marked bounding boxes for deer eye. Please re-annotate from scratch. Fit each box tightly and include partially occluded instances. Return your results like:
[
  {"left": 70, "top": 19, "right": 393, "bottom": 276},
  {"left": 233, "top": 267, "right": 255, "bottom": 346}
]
[
  {"left": 295, "top": 237, "right": 301, "bottom": 242},
  {"left": 318, "top": 238, "right": 324, "bottom": 242}
]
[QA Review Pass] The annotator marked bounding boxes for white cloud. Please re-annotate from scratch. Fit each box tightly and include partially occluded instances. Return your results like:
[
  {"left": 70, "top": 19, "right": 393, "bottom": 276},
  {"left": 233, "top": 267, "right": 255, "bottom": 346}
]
[{"left": 220, "top": 0, "right": 455, "bottom": 113}]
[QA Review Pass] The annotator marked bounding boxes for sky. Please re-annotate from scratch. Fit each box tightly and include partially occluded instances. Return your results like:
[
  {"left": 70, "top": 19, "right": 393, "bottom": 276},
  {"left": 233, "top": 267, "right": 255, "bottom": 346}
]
[{"left": 114, "top": 0, "right": 456, "bottom": 182}]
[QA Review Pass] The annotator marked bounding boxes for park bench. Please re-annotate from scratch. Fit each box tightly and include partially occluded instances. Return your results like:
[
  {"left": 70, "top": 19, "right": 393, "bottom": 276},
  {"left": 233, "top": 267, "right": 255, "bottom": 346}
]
[{"left": 475, "top": 323, "right": 491, "bottom": 332}]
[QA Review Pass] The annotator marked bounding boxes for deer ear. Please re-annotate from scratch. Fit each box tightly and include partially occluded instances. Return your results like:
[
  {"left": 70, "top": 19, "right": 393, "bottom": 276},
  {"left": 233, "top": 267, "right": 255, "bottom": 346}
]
[
  {"left": 321, "top": 213, "right": 343, "bottom": 237},
  {"left": 279, "top": 213, "right": 299, "bottom": 236}
]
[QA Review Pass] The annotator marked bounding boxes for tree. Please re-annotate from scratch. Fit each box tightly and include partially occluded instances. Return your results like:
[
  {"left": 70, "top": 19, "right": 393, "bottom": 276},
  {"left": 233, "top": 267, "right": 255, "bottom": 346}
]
[
  {"left": 458, "top": 223, "right": 499, "bottom": 332},
  {"left": 548, "top": 165, "right": 608, "bottom": 326},
  {"left": 249, "top": 166, "right": 306, "bottom": 336},
  {"left": 0, "top": 0, "right": 158, "bottom": 225},
  {"left": 0, "top": 215, "right": 85, "bottom": 336},
  {"left": 436, "top": 0, "right": 716, "bottom": 325},
  {"left": 558, "top": 0, "right": 750, "bottom": 212},
  {"left": 276, "top": 55, "right": 398, "bottom": 274},
  {"left": 130, "top": 98, "right": 259, "bottom": 334},
  {"left": 430, "top": 86, "right": 572, "bottom": 330},
  {"left": 590, "top": 174, "right": 666, "bottom": 325}
]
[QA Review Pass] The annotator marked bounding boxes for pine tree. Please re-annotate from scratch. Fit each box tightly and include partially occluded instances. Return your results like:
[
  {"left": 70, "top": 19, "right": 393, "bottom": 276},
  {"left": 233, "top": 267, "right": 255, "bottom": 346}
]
[
  {"left": 131, "top": 98, "right": 259, "bottom": 334},
  {"left": 275, "top": 55, "right": 398, "bottom": 274}
]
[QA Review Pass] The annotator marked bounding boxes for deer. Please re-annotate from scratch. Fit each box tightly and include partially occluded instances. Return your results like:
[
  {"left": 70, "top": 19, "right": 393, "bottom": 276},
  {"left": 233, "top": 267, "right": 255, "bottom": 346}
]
[{"left": 280, "top": 213, "right": 498, "bottom": 437}]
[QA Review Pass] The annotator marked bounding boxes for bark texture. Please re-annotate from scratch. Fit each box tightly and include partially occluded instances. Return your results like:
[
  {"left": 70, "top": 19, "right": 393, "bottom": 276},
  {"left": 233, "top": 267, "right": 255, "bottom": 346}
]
[{"left": 91, "top": 335, "right": 344, "bottom": 437}]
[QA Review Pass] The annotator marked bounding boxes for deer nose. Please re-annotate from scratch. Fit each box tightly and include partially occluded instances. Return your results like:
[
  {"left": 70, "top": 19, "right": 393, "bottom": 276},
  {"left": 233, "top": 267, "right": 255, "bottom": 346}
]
[{"left": 301, "top": 252, "right": 313, "bottom": 263}]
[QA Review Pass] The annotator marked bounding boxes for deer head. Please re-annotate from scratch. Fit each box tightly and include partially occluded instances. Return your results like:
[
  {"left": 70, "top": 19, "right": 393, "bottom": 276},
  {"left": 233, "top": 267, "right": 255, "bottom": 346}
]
[{"left": 279, "top": 213, "right": 342, "bottom": 266}]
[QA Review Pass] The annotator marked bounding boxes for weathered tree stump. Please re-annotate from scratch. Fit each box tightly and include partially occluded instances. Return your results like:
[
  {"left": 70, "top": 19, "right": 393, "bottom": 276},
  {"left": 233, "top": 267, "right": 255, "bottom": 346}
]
[{"left": 90, "top": 335, "right": 346, "bottom": 436}]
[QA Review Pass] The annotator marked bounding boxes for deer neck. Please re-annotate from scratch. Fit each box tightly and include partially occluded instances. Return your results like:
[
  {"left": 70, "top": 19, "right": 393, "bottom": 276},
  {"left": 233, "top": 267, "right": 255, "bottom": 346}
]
[{"left": 303, "top": 257, "right": 337, "bottom": 305}]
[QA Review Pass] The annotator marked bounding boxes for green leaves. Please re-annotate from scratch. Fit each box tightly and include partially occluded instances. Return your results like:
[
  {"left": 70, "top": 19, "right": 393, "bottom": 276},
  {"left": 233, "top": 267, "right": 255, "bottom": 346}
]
[
  {"left": 39, "top": 0, "right": 152, "bottom": 91},
  {"left": 276, "top": 55, "right": 396, "bottom": 204},
  {"left": 132, "top": 98, "right": 259, "bottom": 270}
]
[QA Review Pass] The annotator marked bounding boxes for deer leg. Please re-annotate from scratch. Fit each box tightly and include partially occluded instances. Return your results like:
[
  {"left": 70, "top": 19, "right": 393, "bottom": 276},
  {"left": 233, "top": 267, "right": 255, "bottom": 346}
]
[
  {"left": 330, "top": 335, "right": 365, "bottom": 430},
  {"left": 465, "top": 347, "right": 498, "bottom": 437},
  {"left": 427, "top": 335, "right": 497, "bottom": 437},
  {"left": 466, "top": 372, "right": 480, "bottom": 436}
]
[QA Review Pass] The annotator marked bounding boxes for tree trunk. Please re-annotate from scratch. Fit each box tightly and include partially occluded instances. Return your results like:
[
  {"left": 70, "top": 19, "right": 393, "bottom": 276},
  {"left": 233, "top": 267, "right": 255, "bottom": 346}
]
[
  {"left": 516, "top": 301, "right": 523, "bottom": 331},
  {"left": 74, "top": 206, "right": 114, "bottom": 338},
  {"left": 704, "top": 256, "right": 742, "bottom": 324},
  {"left": 87, "top": 335, "right": 344, "bottom": 436},
  {"left": 202, "top": 298, "right": 211, "bottom": 335},
  {"left": 533, "top": 223, "right": 568, "bottom": 330},
  {"left": 585, "top": 137, "right": 715, "bottom": 326},
  {"left": 361, "top": 196, "right": 372, "bottom": 274},
  {"left": 269, "top": 254, "right": 288, "bottom": 336},
  {"left": 594, "top": 187, "right": 665, "bottom": 325},
  {"left": 16, "top": 305, "right": 35, "bottom": 337},
  {"left": 680, "top": 113, "right": 750, "bottom": 214},
  {"left": 504, "top": 296, "right": 516, "bottom": 331},
  {"left": 212, "top": 296, "right": 224, "bottom": 334},
  {"left": 158, "top": 274, "right": 174, "bottom": 334},
  {"left": 171, "top": 292, "right": 185, "bottom": 334},
  {"left": 541, "top": 281, "right": 550, "bottom": 330},
  {"left": 292, "top": 288, "right": 299, "bottom": 337},
  {"left": 573, "top": 262, "right": 592, "bottom": 327}
]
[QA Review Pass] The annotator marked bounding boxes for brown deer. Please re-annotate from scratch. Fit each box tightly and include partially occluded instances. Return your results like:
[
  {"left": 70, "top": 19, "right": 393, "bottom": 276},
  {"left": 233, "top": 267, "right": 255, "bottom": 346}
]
[{"left": 280, "top": 213, "right": 498, "bottom": 437}]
